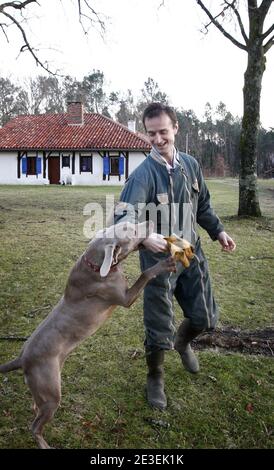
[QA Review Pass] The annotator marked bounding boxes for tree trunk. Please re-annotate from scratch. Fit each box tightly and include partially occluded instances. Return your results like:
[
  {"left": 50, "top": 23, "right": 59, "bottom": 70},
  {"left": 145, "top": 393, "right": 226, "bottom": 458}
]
[{"left": 238, "top": 45, "right": 265, "bottom": 216}]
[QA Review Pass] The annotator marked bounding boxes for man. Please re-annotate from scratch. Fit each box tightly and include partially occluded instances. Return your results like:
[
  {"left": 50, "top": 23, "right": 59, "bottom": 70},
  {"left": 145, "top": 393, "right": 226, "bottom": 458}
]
[{"left": 114, "top": 103, "right": 236, "bottom": 410}]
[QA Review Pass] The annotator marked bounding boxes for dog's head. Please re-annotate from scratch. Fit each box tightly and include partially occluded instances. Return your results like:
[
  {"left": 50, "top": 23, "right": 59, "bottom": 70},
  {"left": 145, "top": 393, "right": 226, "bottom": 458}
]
[{"left": 96, "top": 221, "right": 153, "bottom": 277}]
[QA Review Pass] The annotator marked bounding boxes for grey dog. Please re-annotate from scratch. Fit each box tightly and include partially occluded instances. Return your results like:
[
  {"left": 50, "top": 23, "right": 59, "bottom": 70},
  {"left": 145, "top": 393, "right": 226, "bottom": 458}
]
[{"left": 0, "top": 221, "right": 176, "bottom": 449}]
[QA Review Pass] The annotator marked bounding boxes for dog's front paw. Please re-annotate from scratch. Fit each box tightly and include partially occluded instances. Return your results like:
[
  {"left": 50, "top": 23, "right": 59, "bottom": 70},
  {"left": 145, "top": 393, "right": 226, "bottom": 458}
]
[
  {"left": 162, "top": 256, "right": 177, "bottom": 273},
  {"left": 152, "top": 257, "right": 177, "bottom": 276}
]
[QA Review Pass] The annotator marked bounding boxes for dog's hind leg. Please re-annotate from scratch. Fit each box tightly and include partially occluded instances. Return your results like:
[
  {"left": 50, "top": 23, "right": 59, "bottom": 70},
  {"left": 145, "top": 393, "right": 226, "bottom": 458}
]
[
  {"left": 32, "top": 402, "right": 38, "bottom": 416},
  {"left": 25, "top": 362, "right": 61, "bottom": 449},
  {"left": 31, "top": 401, "right": 60, "bottom": 449}
]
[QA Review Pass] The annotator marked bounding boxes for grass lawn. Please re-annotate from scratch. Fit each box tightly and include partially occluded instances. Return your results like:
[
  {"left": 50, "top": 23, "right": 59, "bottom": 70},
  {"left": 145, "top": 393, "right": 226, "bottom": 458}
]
[{"left": 0, "top": 179, "right": 273, "bottom": 449}]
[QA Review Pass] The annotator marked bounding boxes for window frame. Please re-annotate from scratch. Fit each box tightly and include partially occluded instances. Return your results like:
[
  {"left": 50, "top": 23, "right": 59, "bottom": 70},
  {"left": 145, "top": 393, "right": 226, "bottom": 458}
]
[
  {"left": 79, "top": 154, "right": 93, "bottom": 173},
  {"left": 108, "top": 152, "right": 120, "bottom": 176},
  {"left": 62, "top": 155, "right": 70, "bottom": 168},
  {"left": 109, "top": 156, "right": 120, "bottom": 176},
  {"left": 27, "top": 156, "right": 36, "bottom": 175}
]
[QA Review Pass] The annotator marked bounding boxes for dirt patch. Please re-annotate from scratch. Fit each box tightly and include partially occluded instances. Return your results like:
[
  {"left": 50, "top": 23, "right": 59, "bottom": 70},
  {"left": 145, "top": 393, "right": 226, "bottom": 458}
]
[
  {"left": 194, "top": 327, "right": 274, "bottom": 356},
  {"left": 1, "top": 327, "right": 274, "bottom": 357}
]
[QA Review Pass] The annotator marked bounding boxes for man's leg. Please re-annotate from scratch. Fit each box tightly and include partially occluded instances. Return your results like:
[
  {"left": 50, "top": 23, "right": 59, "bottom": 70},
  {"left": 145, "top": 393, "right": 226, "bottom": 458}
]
[
  {"left": 145, "top": 346, "right": 166, "bottom": 410},
  {"left": 140, "top": 250, "right": 178, "bottom": 410},
  {"left": 174, "top": 318, "right": 202, "bottom": 373},
  {"left": 174, "top": 240, "right": 219, "bottom": 373}
]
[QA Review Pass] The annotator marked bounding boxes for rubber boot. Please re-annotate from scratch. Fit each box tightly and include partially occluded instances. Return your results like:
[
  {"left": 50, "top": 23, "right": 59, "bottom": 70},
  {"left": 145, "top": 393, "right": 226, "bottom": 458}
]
[
  {"left": 174, "top": 318, "right": 203, "bottom": 374},
  {"left": 145, "top": 348, "right": 167, "bottom": 410}
]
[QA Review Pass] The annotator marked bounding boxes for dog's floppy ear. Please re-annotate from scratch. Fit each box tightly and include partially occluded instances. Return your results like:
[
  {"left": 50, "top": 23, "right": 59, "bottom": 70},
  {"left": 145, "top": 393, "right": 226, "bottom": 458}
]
[{"left": 100, "top": 244, "right": 116, "bottom": 277}]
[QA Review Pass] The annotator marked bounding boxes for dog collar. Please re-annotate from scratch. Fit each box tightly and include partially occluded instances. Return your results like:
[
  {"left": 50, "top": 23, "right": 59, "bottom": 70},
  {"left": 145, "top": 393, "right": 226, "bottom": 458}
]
[{"left": 83, "top": 256, "right": 118, "bottom": 273}]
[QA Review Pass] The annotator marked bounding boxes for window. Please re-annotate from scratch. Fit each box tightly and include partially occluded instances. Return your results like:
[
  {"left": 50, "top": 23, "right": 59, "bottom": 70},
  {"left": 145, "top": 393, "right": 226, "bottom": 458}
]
[
  {"left": 110, "top": 157, "right": 119, "bottom": 175},
  {"left": 80, "top": 155, "right": 93, "bottom": 173},
  {"left": 62, "top": 156, "right": 70, "bottom": 167},
  {"left": 27, "top": 157, "right": 36, "bottom": 175},
  {"left": 22, "top": 156, "right": 41, "bottom": 177}
]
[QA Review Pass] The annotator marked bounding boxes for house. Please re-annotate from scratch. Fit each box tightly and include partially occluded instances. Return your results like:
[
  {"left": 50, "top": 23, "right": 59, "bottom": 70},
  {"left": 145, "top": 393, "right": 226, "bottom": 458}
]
[{"left": 0, "top": 102, "right": 151, "bottom": 185}]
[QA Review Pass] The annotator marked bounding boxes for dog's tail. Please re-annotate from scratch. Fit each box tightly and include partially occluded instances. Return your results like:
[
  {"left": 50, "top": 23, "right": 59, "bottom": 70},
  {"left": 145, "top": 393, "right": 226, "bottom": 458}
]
[{"left": 0, "top": 357, "right": 22, "bottom": 373}]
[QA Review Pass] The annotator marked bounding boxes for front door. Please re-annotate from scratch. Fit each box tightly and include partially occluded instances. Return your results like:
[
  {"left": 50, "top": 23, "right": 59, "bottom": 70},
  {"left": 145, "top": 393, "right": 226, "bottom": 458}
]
[{"left": 48, "top": 157, "right": 60, "bottom": 184}]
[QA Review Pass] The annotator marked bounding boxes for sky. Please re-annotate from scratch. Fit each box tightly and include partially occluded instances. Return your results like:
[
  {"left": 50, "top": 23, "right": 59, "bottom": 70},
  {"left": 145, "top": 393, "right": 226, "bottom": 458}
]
[{"left": 0, "top": 0, "right": 273, "bottom": 128}]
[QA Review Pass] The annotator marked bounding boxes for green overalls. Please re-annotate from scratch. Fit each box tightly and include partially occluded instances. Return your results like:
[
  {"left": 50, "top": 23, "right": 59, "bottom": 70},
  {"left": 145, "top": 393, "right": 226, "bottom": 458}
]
[{"left": 114, "top": 150, "right": 224, "bottom": 350}]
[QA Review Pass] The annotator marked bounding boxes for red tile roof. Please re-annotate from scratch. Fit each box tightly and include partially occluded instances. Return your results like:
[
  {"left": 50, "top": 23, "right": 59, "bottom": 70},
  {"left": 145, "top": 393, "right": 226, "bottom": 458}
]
[{"left": 0, "top": 113, "right": 151, "bottom": 151}]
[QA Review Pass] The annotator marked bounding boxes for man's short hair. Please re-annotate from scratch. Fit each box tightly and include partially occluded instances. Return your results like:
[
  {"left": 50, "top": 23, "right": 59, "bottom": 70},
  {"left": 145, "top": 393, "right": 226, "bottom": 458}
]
[{"left": 142, "top": 102, "right": 178, "bottom": 129}]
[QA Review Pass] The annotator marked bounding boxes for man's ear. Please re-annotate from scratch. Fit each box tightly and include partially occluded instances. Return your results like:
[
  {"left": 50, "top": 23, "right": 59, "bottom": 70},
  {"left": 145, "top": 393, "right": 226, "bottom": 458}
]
[{"left": 174, "top": 122, "right": 179, "bottom": 135}]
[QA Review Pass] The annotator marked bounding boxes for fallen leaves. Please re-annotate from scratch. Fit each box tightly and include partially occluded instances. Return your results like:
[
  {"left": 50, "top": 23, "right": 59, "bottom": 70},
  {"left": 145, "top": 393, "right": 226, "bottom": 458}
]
[{"left": 245, "top": 403, "right": 254, "bottom": 413}]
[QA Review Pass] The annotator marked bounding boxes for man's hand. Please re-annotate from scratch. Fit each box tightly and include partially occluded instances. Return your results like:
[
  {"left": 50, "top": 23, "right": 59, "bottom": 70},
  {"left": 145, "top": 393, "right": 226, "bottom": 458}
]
[
  {"left": 142, "top": 232, "right": 168, "bottom": 253},
  {"left": 217, "top": 231, "right": 236, "bottom": 252}
]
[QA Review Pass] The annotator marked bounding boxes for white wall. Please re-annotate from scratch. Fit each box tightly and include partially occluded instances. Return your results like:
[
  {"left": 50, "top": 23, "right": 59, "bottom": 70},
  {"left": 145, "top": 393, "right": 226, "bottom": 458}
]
[
  {"left": 0, "top": 150, "right": 148, "bottom": 185},
  {"left": 0, "top": 152, "right": 18, "bottom": 183},
  {"left": 20, "top": 151, "right": 47, "bottom": 185},
  {"left": 71, "top": 152, "right": 125, "bottom": 186},
  {"left": 0, "top": 152, "right": 47, "bottom": 184},
  {"left": 128, "top": 152, "right": 147, "bottom": 174},
  {"left": 71, "top": 151, "right": 147, "bottom": 186}
]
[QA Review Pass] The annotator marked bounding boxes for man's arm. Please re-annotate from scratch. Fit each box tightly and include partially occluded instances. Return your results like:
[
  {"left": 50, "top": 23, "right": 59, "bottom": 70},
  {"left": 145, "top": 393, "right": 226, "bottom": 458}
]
[
  {"left": 142, "top": 232, "right": 168, "bottom": 253},
  {"left": 217, "top": 231, "right": 236, "bottom": 252},
  {"left": 196, "top": 165, "right": 236, "bottom": 251},
  {"left": 196, "top": 164, "right": 224, "bottom": 240}
]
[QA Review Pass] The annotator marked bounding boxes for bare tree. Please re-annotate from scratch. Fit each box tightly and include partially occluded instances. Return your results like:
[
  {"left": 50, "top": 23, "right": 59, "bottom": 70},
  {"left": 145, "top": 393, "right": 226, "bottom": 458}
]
[
  {"left": 141, "top": 77, "right": 169, "bottom": 104},
  {"left": 0, "top": 76, "right": 28, "bottom": 125},
  {"left": 197, "top": 0, "right": 274, "bottom": 216},
  {"left": 0, "top": 1, "right": 105, "bottom": 75},
  {"left": 25, "top": 75, "right": 65, "bottom": 114}
]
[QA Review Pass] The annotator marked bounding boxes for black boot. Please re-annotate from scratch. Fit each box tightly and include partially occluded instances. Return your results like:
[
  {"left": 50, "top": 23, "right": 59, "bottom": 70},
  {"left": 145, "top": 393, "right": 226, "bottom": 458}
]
[
  {"left": 174, "top": 319, "right": 203, "bottom": 374},
  {"left": 145, "top": 347, "right": 167, "bottom": 410}
]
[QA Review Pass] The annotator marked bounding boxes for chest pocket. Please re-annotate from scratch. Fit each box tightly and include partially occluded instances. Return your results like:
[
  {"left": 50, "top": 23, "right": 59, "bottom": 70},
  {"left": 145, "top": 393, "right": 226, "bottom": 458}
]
[{"left": 156, "top": 193, "right": 169, "bottom": 204}]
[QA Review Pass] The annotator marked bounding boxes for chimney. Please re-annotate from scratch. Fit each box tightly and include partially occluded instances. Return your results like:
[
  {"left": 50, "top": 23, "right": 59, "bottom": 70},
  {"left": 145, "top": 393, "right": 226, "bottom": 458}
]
[
  {"left": 127, "top": 120, "right": 136, "bottom": 132},
  {"left": 67, "top": 101, "right": 84, "bottom": 125}
]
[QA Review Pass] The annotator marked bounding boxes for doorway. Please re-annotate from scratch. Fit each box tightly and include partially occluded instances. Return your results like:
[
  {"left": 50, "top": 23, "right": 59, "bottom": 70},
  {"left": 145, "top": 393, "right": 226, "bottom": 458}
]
[{"left": 48, "top": 157, "right": 60, "bottom": 184}]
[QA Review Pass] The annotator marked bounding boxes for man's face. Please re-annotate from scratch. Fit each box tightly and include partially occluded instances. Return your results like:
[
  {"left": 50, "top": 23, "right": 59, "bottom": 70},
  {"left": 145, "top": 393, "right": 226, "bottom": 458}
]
[{"left": 144, "top": 112, "right": 178, "bottom": 159}]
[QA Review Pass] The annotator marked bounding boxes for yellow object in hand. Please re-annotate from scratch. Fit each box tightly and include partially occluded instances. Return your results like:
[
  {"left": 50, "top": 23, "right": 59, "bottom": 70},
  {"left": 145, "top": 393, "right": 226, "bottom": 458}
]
[{"left": 164, "top": 235, "right": 194, "bottom": 268}]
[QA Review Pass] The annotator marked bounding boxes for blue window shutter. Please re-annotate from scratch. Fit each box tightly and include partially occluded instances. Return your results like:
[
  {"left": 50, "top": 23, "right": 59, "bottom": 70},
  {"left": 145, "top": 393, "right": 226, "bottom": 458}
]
[
  {"left": 36, "top": 157, "right": 42, "bottom": 175},
  {"left": 103, "top": 156, "right": 109, "bottom": 175},
  {"left": 119, "top": 156, "right": 124, "bottom": 175},
  {"left": 22, "top": 157, "right": 27, "bottom": 174}
]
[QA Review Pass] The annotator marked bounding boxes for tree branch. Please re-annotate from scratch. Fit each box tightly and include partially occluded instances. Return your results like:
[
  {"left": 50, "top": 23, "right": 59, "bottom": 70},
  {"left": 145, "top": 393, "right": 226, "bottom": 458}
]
[
  {"left": 261, "top": 22, "right": 274, "bottom": 41},
  {"left": 201, "top": 0, "right": 234, "bottom": 31},
  {"left": 0, "top": 0, "right": 105, "bottom": 75},
  {"left": 248, "top": 0, "right": 258, "bottom": 8},
  {"left": 224, "top": 0, "right": 249, "bottom": 44},
  {"left": 0, "top": 1, "right": 38, "bottom": 13},
  {"left": 196, "top": 0, "right": 248, "bottom": 51},
  {"left": 157, "top": 0, "right": 165, "bottom": 10},
  {"left": 77, "top": 0, "right": 105, "bottom": 36},
  {"left": 2, "top": 10, "right": 57, "bottom": 75},
  {"left": 258, "top": 0, "right": 273, "bottom": 21},
  {"left": 264, "top": 33, "right": 274, "bottom": 53},
  {"left": 0, "top": 22, "right": 10, "bottom": 42}
]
